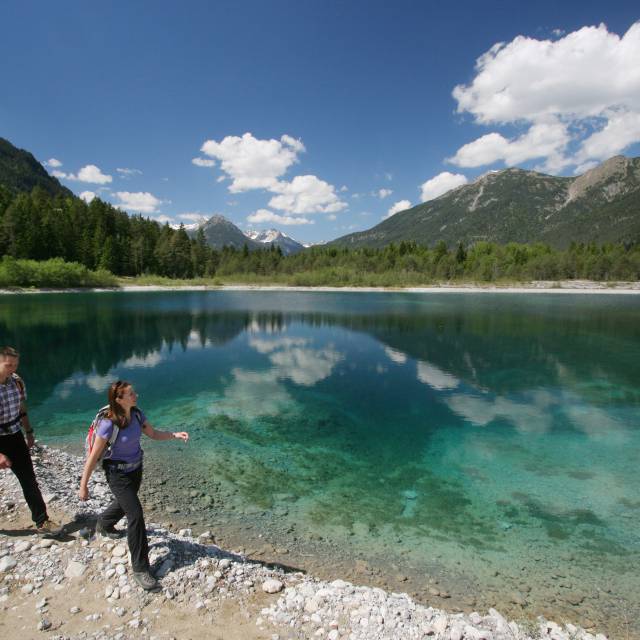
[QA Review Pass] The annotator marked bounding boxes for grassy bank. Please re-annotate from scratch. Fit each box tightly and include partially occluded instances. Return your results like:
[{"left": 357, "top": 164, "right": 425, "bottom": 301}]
[
  {"left": 1, "top": 258, "right": 638, "bottom": 290},
  {"left": 119, "top": 271, "right": 447, "bottom": 287}
]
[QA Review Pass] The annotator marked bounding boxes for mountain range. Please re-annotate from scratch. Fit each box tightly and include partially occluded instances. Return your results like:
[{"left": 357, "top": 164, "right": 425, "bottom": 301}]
[
  {"left": 331, "top": 156, "right": 640, "bottom": 249},
  {"left": 2, "top": 136, "right": 639, "bottom": 251},
  {"left": 187, "top": 215, "right": 304, "bottom": 254}
]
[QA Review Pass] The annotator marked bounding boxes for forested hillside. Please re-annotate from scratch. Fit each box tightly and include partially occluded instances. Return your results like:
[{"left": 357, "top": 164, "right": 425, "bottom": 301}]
[
  {"left": 0, "top": 138, "right": 73, "bottom": 199},
  {"left": 0, "top": 185, "right": 218, "bottom": 278}
]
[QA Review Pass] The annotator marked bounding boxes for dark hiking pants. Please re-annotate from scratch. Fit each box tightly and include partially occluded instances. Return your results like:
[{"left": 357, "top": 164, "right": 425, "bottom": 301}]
[
  {"left": 100, "top": 463, "right": 149, "bottom": 572},
  {"left": 0, "top": 431, "right": 48, "bottom": 526}
]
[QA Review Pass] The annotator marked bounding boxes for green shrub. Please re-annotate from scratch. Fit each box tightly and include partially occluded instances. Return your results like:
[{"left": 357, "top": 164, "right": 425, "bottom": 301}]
[{"left": 0, "top": 257, "right": 117, "bottom": 288}]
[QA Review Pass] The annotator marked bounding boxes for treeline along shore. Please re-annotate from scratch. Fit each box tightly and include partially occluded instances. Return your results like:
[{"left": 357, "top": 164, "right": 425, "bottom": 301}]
[{"left": 1, "top": 186, "right": 640, "bottom": 288}]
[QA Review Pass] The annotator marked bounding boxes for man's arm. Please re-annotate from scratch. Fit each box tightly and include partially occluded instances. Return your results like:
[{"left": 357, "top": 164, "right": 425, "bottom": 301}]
[{"left": 19, "top": 399, "right": 34, "bottom": 449}]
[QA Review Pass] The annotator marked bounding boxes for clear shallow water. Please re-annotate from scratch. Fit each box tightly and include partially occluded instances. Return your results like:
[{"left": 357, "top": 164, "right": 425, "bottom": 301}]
[{"left": 2, "top": 291, "right": 639, "bottom": 634}]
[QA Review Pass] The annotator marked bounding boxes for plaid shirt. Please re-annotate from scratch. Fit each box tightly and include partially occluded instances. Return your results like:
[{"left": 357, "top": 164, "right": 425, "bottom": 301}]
[{"left": 0, "top": 374, "right": 26, "bottom": 436}]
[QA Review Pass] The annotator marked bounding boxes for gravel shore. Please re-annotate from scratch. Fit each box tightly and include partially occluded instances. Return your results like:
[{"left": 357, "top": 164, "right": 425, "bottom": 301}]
[
  {"left": 1, "top": 280, "right": 640, "bottom": 295},
  {"left": 0, "top": 445, "right": 611, "bottom": 640}
]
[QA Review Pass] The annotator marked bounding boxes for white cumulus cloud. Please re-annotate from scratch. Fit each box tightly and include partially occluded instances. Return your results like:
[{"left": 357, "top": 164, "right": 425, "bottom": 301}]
[
  {"left": 54, "top": 165, "right": 113, "bottom": 184},
  {"left": 575, "top": 110, "right": 640, "bottom": 163},
  {"left": 420, "top": 172, "right": 469, "bottom": 201},
  {"left": 268, "top": 175, "right": 347, "bottom": 214},
  {"left": 385, "top": 200, "right": 411, "bottom": 218},
  {"left": 44, "top": 158, "right": 62, "bottom": 168},
  {"left": 79, "top": 191, "right": 96, "bottom": 203},
  {"left": 74, "top": 164, "right": 113, "bottom": 184},
  {"left": 200, "top": 132, "right": 305, "bottom": 192},
  {"left": 450, "top": 22, "right": 640, "bottom": 171},
  {"left": 448, "top": 120, "right": 571, "bottom": 170},
  {"left": 376, "top": 188, "right": 393, "bottom": 199},
  {"left": 247, "top": 209, "right": 314, "bottom": 226},
  {"left": 114, "top": 191, "right": 163, "bottom": 214}
]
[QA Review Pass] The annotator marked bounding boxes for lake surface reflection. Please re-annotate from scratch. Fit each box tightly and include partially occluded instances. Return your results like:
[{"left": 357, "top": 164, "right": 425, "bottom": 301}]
[{"left": 2, "top": 290, "right": 639, "bottom": 634}]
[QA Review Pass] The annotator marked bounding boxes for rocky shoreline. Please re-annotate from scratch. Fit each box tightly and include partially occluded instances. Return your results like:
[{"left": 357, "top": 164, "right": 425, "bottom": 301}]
[
  {"left": 1, "top": 280, "right": 640, "bottom": 295},
  {"left": 0, "top": 445, "right": 613, "bottom": 640}
]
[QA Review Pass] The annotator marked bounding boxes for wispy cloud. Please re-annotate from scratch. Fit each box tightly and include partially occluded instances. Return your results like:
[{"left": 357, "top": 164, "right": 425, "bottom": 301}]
[
  {"left": 192, "top": 157, "right": 216, "bottom": 167},
  {"left": 116, "top": 167, "right": 143, "bottom": 178}
]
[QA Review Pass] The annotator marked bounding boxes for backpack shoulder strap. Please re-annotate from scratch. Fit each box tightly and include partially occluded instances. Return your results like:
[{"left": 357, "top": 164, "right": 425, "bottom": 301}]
[
  {"left": 12, "top": 374, "right": 25, "bottom": 400},
  {"left": 94, "top": 407, "right": 119, "bottom": 447}
]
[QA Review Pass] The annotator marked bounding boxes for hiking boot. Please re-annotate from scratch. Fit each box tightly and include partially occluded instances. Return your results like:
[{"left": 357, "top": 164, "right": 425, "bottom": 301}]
[
  {"left": 95, "top": 523, "right": 125, "bottom": 539},
  {"left": 36, "top": 518, "right": 64, "bottom": 538},
  {"left": 133, "top": 570, "right": 160, "bottom": 591}
]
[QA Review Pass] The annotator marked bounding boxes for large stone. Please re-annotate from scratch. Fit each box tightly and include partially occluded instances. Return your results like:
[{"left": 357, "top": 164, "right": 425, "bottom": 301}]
[
  {"left": 432, "top": 616, "right": 448, "bottom": 634},
  {"left": 64, "top": 561, "right": 87, "bottom": 579},
  {"left": 0, "top": 556, "right": 17, "bottom": 572},
  {"left": 304, "top": 598, "right": 320, "bottom": 613}
]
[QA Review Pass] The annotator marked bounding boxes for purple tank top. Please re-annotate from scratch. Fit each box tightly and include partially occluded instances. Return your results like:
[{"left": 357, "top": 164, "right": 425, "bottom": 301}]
[{"left": 96, "top": 409, "right": 146, "bottom": 465}]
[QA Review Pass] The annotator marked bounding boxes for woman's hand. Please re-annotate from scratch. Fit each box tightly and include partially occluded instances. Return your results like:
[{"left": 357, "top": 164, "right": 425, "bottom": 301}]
[
  {"left": 0, "top": 453, "right": 11, "bottom": 470},
  {"left": 78, "top": 485, "right": 89, "bottom": 501},
  {"left": 173, "top": 431, "right": 189, "bottom": 442}
]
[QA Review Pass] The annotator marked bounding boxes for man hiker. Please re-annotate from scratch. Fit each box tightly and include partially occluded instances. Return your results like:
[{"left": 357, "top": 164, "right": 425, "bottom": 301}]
[{"left": 0, "top": 346, "right": 62, "bottom": 535}]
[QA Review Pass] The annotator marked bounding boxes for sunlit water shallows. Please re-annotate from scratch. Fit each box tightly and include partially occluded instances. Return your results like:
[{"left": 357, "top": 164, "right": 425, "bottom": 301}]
[{"left": 2, "top": 291, "right": 639, "bottom": 634}]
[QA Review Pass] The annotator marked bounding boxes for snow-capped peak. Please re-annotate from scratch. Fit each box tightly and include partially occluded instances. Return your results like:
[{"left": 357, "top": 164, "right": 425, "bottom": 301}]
[
  {"left": 243, "top": 228, "right": 305, "bottom": 255},
  {"left": 245, "top": 228, "right": 291, "bottom": 243}
]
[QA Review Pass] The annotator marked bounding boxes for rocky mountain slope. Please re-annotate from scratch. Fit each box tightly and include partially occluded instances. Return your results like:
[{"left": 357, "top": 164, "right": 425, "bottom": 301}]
[
  {"left": 195, "top": 215, "right": 262, "bottom": 251},
  {"left": 331, "top": 156, "right": 640, "bottom": 248}
]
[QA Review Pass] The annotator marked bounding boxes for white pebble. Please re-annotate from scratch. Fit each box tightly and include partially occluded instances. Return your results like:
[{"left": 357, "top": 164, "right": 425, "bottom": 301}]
[{"left": 263, "top": 579, "right": 284, "bottom": 594}]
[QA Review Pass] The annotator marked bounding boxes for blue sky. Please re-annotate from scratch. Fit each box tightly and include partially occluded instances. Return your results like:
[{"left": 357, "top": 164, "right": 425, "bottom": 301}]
[{"left": 1, "top": 1, "right": 639, "bottom": 243}]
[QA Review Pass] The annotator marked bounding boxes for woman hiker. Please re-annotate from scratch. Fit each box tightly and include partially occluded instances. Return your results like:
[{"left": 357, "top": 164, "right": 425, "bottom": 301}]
[{"left": 79, "top": 380, "right": 189, "bottom": 591}]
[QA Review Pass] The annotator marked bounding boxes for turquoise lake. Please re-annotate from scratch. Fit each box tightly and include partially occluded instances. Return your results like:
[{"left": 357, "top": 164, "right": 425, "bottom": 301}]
[{"left": 1, "top": 290, "right": 639, "bottom": 634}]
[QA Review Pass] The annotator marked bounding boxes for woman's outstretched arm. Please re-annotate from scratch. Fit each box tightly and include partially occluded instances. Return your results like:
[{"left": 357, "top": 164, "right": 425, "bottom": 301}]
[{"left": 142, "top": 421, "right": 189, "bottom": 442}]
